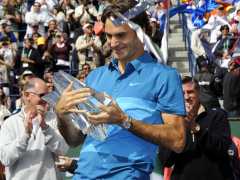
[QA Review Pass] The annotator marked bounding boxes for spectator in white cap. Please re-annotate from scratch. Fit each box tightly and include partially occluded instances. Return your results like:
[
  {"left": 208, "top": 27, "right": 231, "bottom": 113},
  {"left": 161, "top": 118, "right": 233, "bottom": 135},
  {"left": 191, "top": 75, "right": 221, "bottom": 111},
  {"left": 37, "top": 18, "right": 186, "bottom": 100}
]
[
  {"left": 21, "top": 69, "right": 35, "bottom": 79},
  {"left": 75, "top": 21, "right": 102, "bottom": 69}
]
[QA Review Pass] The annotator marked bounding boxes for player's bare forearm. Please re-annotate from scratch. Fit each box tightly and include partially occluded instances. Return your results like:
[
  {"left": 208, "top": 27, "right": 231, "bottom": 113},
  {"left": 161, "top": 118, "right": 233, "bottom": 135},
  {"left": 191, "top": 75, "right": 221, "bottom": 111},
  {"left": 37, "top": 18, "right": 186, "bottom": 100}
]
[{"left": 129, "top": 114, "right": 186, "bottom": 153}]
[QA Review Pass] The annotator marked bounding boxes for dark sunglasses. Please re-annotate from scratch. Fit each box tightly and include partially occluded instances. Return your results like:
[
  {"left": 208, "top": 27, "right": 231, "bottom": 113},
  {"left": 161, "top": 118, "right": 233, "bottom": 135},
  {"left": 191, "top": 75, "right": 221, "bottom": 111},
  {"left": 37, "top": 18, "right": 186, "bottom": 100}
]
[{"left": 26, "top": 91, "right": 47, "bottom": 98}]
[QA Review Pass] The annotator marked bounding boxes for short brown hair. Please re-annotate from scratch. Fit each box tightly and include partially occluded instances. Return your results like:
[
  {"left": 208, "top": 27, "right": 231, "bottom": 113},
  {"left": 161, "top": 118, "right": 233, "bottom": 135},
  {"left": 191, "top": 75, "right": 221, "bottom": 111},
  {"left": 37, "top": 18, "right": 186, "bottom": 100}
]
[
  {"left": 101, "top": 0, "right": 150, "bottom": 30},
  {"left": 181, "top": 75, "right": 199, "bottom": 91}
]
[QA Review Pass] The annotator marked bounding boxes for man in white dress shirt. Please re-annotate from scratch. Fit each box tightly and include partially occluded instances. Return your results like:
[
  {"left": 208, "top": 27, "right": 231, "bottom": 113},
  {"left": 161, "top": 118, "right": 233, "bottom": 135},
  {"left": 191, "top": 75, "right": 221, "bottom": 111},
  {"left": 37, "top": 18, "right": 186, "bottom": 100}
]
[{"left": 0, "top": 78, "right": 68, "bottom": 180}]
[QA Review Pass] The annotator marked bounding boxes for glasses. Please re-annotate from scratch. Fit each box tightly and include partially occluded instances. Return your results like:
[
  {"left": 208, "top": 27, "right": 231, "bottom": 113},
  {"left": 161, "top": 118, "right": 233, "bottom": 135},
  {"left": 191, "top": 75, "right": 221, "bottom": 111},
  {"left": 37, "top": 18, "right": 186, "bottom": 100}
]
[
  {"left": 83, "top": 67, "right": 90, "bottom": 70},
  {"left": 26, "top": 91, "right": 47, "bottom": 98}
]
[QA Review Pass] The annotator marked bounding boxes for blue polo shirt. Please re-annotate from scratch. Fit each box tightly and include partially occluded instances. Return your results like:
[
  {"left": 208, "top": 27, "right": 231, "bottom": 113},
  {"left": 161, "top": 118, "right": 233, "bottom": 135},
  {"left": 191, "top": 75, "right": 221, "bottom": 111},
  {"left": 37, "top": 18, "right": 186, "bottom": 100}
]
[{"left": 73, "top": 52, "right": 186, "bottom": 180}]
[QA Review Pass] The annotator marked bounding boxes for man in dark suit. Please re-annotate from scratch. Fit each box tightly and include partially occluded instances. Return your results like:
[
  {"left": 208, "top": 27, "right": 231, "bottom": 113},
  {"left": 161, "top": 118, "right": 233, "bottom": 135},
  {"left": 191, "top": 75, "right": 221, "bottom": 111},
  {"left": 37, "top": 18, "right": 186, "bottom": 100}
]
[{"left": 159, "top": 76, "right": 234, "bottom": 180}]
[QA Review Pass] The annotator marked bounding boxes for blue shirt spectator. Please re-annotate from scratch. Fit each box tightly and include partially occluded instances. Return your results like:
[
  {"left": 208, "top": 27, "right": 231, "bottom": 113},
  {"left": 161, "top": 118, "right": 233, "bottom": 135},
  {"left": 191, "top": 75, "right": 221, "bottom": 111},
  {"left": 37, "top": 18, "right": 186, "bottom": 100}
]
[{"left": 0, "top": 31, "right": 17, "bottom": 43}]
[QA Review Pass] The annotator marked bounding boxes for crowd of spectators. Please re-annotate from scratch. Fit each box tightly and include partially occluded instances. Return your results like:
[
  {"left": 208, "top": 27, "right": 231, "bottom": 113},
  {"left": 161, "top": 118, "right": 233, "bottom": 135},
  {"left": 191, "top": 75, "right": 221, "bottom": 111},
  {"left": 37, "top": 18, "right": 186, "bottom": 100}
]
[
  {"left": 0, "top": 0, "right": 169, "bottom": 116},
  {"left": 0, "top": 0, "right": 109, "bottom": 111},
  {"left": 188, "top": 3, "right": 240, "bottom": 117}
]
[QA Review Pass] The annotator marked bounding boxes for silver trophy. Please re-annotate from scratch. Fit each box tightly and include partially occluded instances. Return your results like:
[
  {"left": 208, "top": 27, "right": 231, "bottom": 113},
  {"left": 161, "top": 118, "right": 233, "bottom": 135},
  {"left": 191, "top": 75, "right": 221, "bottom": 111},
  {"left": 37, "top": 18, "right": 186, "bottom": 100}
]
[{"left": 42, "top": 70, "right": 111, "bottom": 141}]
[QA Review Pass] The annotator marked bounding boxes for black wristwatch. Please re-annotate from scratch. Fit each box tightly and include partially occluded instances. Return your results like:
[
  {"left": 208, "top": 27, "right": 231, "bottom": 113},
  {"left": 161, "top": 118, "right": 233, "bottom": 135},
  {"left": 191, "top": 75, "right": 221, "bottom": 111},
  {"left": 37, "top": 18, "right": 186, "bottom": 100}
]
[{"left": 121, "top": 116, "right": 133, "bottom": 129}]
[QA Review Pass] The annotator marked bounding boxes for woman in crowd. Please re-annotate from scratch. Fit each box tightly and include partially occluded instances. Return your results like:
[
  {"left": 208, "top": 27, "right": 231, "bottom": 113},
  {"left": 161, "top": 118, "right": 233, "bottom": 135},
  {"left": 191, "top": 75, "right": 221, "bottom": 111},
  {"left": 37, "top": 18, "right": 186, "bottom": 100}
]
[{"left": 48, "top": 31, "right": 72, "bottom": 72}]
